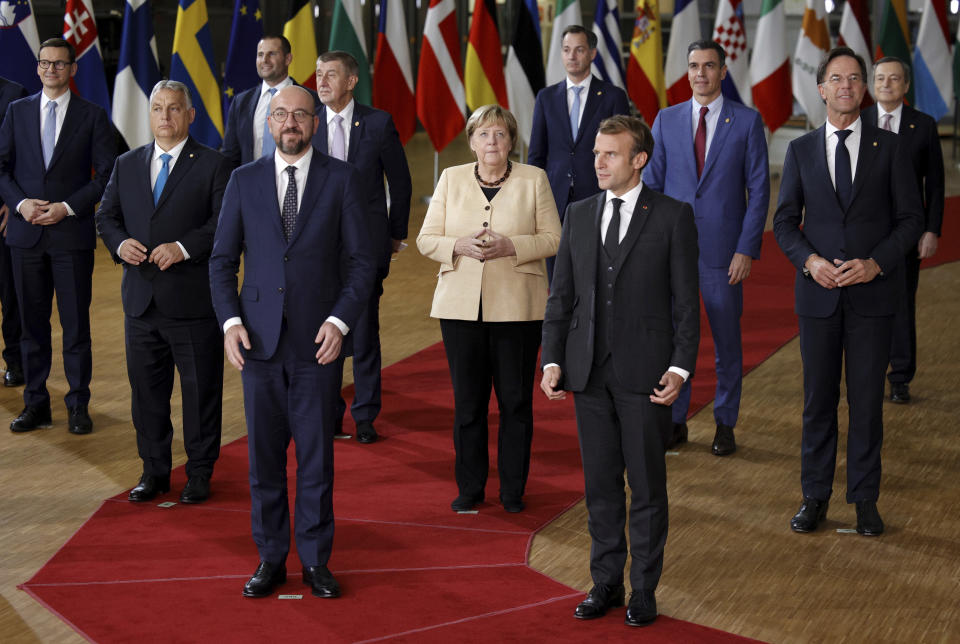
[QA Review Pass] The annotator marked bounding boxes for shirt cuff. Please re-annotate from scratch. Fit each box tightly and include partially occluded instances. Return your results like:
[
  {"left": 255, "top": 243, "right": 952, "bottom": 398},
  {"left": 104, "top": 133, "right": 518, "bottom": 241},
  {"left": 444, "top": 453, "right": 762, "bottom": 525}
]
[
  {"left": 668, "top": 366, "right": 689, "bottom": 382},
  {"left": 543, "top": 363, "right": 560, "bottom": 370},
  {"left": 176, "top": 241, "right": 190, "bottom": 260},
  {"left": 63, "top": 202, "right": 76, "bottom": 217},
  {"left": 117, "top": 239, "right": 127, "bottom": 255},
  {"left": 15, "top": 199, "right": 26, "bottom": 215},
  {"left": 223, "top": 317, "right": 243, "bottom": 334},
  {"left": 326, "top": 316, "right": 349, "bottom": 336}
]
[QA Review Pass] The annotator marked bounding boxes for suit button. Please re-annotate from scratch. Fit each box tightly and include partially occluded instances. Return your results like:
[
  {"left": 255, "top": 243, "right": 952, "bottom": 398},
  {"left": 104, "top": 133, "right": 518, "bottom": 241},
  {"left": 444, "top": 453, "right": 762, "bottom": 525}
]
[
  {"left": 607, "top": 266, "right": 613, "bottom": 272},
  {"left": 482, "top": 221, "right": 488, "bottom": 227},
  {"left": 283, "top": 256, "right": 288, "bottom": 262},
  {"left": 569, "top": 152, "right": 574, "bottom": 156},
  {"left": 606, "top": 300, "right": 612, "bottom": 306},
  {"left": 480, "top": 259, "right": 485, "bottom": 263},
  {"left": 607, "top": 283, "right": 613, "bottom": 288},
  {"left": 484, "top": 205, "right": 490, "bottom": 211},
  {"left": 278, "top": 287, "right": 284, "bottom": 293}
]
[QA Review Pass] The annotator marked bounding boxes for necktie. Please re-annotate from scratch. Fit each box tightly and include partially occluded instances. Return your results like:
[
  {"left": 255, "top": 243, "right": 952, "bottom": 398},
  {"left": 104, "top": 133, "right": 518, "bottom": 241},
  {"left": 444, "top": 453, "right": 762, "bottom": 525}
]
[
  {"left": 42, "top": 101, "right": 57, "bottom": 169},
  {"left": 281, "top": 165, "right": 298, "bottom": 241},
  {"left": 261, "top": 88, "right": 278, "bottom": 159},
  {"left": 331, "top": 114, "right": 346, "bottom": 161},
  {"left": 834, "top": 129, "right": 853, "bottom": 210},
  {"left": 570, "top": 86, "right": 582, "bottom": 140},
  {"left": 153, "top": 153, "right": 172, "bottom": 206},
  {"left": 882, "top": 113, "right": 894, "bottom": 132},
  {"left": 694, "top": 105, "right": 708, "bottom": 178},
  {"left": 604, "top": 198, "right": 623, "bottom": 258}
]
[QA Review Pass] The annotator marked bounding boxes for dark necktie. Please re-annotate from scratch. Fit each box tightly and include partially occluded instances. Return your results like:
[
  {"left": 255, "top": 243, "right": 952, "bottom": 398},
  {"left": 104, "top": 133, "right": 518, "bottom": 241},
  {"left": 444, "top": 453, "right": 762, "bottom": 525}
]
[
  {"left": 604, "top": 198, "right": 623, "bottom": 258},
  {"left": 694, "top": 105, "right": 708, "bottom": 178},
  {"left": 834, "top": 129, "right": 852, "bottom": 210},
  {"left": 282, "top": 165, "right": 298, "bottom": 241}
]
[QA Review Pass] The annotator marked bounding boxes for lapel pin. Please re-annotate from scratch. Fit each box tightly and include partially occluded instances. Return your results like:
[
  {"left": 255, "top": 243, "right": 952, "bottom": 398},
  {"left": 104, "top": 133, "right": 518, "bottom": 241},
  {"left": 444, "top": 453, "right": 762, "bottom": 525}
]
[
  {"left": 597, "top": 90, "right": 602, "bottom": 95},
  {"left": 909, "top": 124, "right": 915, "bottom": 129},
  {"left": 354, "top": 121, "right": 359, "bottom": 126},
  {"left": 873, "top": 141, "right": 878, "bottom": 147},
  {"left": 189, "top": 153, "right": 195, "bottom": 158},
  {"left": 725, "top": 117, "right": 730, "bottom": 123},
  {"left": 642, "top": 204, "right": 648, "bottom": 210}
]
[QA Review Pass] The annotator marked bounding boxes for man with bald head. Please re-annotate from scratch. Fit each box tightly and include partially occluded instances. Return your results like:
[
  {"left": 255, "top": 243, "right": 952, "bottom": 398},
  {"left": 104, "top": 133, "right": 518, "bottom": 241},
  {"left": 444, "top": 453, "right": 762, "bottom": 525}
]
[{"left": 211, "top": 85, "right": 376, "bottom": 599}]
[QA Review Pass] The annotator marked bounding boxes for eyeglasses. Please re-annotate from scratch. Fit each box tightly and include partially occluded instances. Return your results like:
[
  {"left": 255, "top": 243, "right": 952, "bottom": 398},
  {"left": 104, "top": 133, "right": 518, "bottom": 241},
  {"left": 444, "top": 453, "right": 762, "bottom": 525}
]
[
  {"left": 825, "top": 74, "right": 863, "bottom": 85},
  {"left": 37, "top": 59, "right": 72, "bottom": 71},
  {"left": 270, "top": 109, "right": 312, "bottom": 123}
]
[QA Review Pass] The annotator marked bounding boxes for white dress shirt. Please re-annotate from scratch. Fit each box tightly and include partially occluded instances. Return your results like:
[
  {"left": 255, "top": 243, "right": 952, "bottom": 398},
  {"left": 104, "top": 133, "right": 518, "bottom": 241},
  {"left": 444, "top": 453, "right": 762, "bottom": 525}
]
[
  {"left": 18, "top": 91, "right": 75, "bottom": 217},
  {"left": 565, "top": 77, "right": 590, "bottom": 130},
  {"left": 325, "top": 99, "right": 355, "bottom": 157},
  {"left": 690, "top": 94, "right": 724, "bottom": 161},
  {"left": 875, "top": 102, "right": 903, "bottom": 134},
  {"left": 253, "top": 77, "right": 293, "bottom": 158},
  {"left": 825, "top": 117, "right": 861, "bottom": 190}
]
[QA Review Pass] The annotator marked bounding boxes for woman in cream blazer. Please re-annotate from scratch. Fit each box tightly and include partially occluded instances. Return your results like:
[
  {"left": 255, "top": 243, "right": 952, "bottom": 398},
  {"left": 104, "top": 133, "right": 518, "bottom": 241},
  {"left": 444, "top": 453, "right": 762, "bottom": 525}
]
[{"left": 417, "top": 105, "right": 561, "bottom": 514}]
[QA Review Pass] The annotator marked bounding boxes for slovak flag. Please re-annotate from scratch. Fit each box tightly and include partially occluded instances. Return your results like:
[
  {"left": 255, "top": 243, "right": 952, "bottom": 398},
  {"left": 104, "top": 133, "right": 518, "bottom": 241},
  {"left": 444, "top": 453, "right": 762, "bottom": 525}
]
[
  {"left": 63, "top": 0, "right": 110, "bottom": 113},
  {"left": 0, "top": 0, "right": 42, "bottom": 93}
]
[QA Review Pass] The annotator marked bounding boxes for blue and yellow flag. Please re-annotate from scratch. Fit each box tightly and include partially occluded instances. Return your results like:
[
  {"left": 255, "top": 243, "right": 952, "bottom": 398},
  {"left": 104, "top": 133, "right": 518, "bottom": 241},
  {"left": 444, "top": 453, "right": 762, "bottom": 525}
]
[
  {"left": 223, "top": 0, "right": 263, "bottom": 120},
  {"left": 171, "top": 0, "right": 223, "bottom": 147}
]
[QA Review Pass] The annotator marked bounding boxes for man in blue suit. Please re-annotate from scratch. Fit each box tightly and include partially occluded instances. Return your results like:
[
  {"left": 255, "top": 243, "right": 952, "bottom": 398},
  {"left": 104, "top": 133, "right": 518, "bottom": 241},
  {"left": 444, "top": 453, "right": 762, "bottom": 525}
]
[
  {"left": 0, "top": 38, "right": 116, "bottom": 435},
  {"left": 220, "top": 35, "right": 321, "bottom": 168},
  {"left": 0, "top": 76, "right": 27, "bottom": 388},
  {"left": 210, "top": 86, "right": 376, "bottom": 599},
  {"left": 528, "top": 25, "right": 629, "bottom": 278},
  {"left": 645, "top": 40, "right": 769, "bottom": 456},
  {"left": 774, "top": 48, "right": 922, "bottom": 536},
  {"left": 315, "top": 51, "right": 411, "bottom": 444}
]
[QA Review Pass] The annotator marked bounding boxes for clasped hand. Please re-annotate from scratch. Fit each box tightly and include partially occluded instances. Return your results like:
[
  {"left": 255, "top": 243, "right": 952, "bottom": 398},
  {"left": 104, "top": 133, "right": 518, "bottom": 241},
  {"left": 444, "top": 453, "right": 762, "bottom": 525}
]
[
  {"left": 20, "top": 199, "right": 67, "bottom": 226},
  {"left": 453, "top": 229, "right": 516, "bottom": 261},
  {"left": 118, "top": 239, "right": 184, "bottom": 271},
  {"left": 805, "top": 255, "right": 880, "bottom": 289}
]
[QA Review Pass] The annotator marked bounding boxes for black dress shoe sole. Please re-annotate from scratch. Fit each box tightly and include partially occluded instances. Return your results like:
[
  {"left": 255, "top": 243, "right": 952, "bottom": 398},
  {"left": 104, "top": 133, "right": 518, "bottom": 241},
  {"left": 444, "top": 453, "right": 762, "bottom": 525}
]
[
  {"left": 243, "top": 572, "right": 286, "bottom": 598},
  {"left": 625, "top": 614, "right": 657, "bottom": 627},
  {"left": 128, "top": 484, "right": 171, "bottom": 502},
  {"left": 10, "top": 422, "right": 53, "bottom": 433},
  {"left": 306, "top": 585, "right": 341, "bottom": 598},
  {"left": 179, "top": 494, "right": 209, "bottom": 504},
  {"left": 69, "top": 425, "right": 93, "bottom": 435},
  {"left": 356, "top": 433, "right": 377, "bottom": 444},
  {"left": 856, "top": 525, "right": 884, "bottom": 536},
  {"left": 712, "top": 446, "right": 736, "bottom": 456},
  {"left": 4, "top": 378, "right": 24, "bottom": 387}
]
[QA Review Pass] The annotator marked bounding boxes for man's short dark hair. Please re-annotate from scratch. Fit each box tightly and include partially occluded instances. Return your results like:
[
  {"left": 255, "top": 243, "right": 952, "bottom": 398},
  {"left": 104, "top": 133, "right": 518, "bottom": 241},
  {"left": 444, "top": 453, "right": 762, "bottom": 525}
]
[
  {"left": 874, "top": 56, "right": 911, "bottom": 84},
  {"left": 318, "top": 51, "right": 359, "bottom": 78},
  {"left": 687, "top": 40, "right": 726, "bottom": 68},
  {"left": 598, "top": 115, "right": 654, "bottom": 169},
  {"left": 561, "top": 25, "right": 598, "bottom": 50},
  {"left": 260, "top": 34, "right": 292, "bottom": 55},
  {"left": 816, "top": 47, "right": 867, "bottom": 85},
  {"left": 38, "top": 37, "right": 76, "bottom": 63}
]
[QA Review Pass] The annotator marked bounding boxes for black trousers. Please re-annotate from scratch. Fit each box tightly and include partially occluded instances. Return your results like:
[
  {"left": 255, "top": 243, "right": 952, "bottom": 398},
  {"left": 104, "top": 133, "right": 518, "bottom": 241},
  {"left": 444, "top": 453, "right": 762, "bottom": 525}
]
[
  {"left": 0, "top": 236, "right": 21, "bottom": 368},
  {"left": 575, "top": 357, "right": 669, "bottom": 592},
  {"left": 888, "top": 248, "right": 921, "bottom": 385},
  {"left": 337, "top": 264, "right": 388, "bottom": 426},
  {"left": 439, "top": 317, "right": 541, "bottom": 502},
  {"left": 125, "top": 305, "right": 223, "bottom": 478}
]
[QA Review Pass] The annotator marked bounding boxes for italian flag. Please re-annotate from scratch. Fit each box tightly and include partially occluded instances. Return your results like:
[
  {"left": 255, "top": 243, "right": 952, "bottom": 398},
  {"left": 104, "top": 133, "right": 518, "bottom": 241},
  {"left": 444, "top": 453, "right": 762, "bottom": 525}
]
[
  {"left": 750, "top": 0, "right": 791, "bottom": 133},
  {"left": 330, "top": 0, "right": 371, "bottom": 105},
  {"left": 545, "top": 0, "right": 581, "bottom": 85}
]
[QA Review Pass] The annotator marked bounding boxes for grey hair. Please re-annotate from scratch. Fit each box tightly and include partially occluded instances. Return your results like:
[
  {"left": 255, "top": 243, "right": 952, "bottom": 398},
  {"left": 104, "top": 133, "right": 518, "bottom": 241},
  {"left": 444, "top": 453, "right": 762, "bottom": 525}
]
[{"left": 150, "top": 80, "right": 193, "bottom": 110}]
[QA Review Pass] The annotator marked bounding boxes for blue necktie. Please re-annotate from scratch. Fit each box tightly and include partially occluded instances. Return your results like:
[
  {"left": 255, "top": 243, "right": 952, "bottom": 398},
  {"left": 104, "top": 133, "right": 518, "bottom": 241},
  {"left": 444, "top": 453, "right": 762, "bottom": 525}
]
[
  {"left": 570, "top": 86, "right": 582, "bottom": 140},
  {"left": 42, "top": 101, "right": 57, "bottom": 169},
  {"left": 261, "top": 87, "right": 278, "bottom": 159},
  {"left": 834, "top": 129, "right": 852, "bottom": 210},
  {"left": 153, "top": 153, "right": 171, "bottom": 206}
]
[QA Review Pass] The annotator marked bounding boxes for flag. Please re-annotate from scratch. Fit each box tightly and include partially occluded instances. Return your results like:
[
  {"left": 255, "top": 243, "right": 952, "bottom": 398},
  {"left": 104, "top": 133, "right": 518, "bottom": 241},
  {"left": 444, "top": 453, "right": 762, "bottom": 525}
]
[
  {"left": 222, "top": 0, "right": 262, "bottom": 120},
  {"left": 626, "top": 0, "right": 666, "bottom": 124},
  {"left": 330, "top": 0, "right": 371, "bottom": 105},
  {"left": 664, "top": 0, "right": 700, "bottom": 106},
  {"left": 837, "top": 0, "right": 873, "bottom": 108},
  {"left": 416, "top": 0, "right": 465, "bottom": 152},
  {"left": 792, "top": 0, "right": 830, "bottom": 126},
  {"left": 505, "top": 0, "right": 545, "bottom": 147},
  {"left": 751, "top": 0, "right": 791, "bottom": 132},
  {"left": 373, "top": 0, "right": 415, "bottom": 144},
  {"left": 913, "top": 0, "right": 952, "bottom": 121},
  {"left": 171, "top": 0, "right": 223, "bottom": 148},
  {"left": 875, "top": 0, "right": 913, "bottom": 105},
  {"left": 284, "top": 0, "right": 318, "bottom": 90},
  {"left": 113, "top": 0, "right": 161, "bottom": 149},
  {"left": 713, "top": 0, "right": 752, "bottom": 106},
  {"left": 954, "top": 15, "right": 960, "bottom": 101},
  {"left": 592, "top": 0, "right": 625, "bottom": 90},
  {"left": 62, "top": 0, "right": 110, "bottom": 113},
  {"left": 545, "top": 0, "right": 581, "bottom": 85},
  {"left": 0, "top": 0, "right": 41, "bottom": 93},
  {"left": 465, "top": 0, "right": 507, "bottom": 111}
]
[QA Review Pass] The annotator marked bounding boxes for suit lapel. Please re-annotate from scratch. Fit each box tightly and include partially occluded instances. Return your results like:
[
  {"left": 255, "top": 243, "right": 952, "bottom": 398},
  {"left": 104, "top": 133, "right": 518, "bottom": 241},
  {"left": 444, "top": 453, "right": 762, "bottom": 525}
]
[
  {"left": 850, "top": 124, "right": 880, "bottom": 209},
  {"left": 47, "top": 94, "right": 80, "bottom": 171},
  {"left": 315, "top": 107, "right": 329, "bottom": 155},
  {"left": 287, "top": 150, "right": 328, "bottom": 246},
  {"left": 25, "top": 94, "right": 43, "bottom": 170},
  {"left": 347, "top": 105, "right": 364, "bottom": 162},
  {"left": 135, "top": 143, "right": 154, "bottom": 205},
  {"left": 154, "top": 138, "right": 198, "bottom": 211},
  {"left": 576, "top": 77, "right": 604, "bottom": 145},
  {"left": 809, "top": 126, "right": 842, "bottom": 211},
  {"left": 699, "top": 102, "right": 733, "bottom": 185},
  {"left": 672, "top": 103, "right": 697, "bottom": 181},
  {"left": 581, "top": 192, "right": 604, "bottom": 289},
  {"left": 613, "top": 185, "right": 652, "bottom": 277}
]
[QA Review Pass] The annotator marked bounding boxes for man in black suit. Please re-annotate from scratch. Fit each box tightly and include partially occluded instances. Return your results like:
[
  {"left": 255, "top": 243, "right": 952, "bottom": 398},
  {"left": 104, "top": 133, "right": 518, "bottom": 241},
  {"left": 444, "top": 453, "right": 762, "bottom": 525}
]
[
  {"left": 0, "top": 76, "right": 27, "bottom": 388},
  {"left": 315, "top": 51, "right": 411, "bottom": 444},
  {"left": 221, "top": 35, "right": 320, "bottom": 168},
  {"left": 864, "top": 57, "right": 945, "bottom": 405},
  {"left": 774, "top": 48, "right": 923, "bottom": 537},
  {"left": 96, "top": 80, "right": 230, "bottom": 504},
  {"left": 541, "top": 115, "right": 699, "bottom": 627},
  {"left": 0, "top": 38, "right": 116, "bottom": 435}
]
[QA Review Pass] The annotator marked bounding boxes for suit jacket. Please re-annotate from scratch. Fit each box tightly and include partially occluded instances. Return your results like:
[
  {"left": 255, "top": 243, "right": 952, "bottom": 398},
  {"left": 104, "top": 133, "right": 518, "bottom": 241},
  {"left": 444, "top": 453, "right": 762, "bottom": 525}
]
[
  {"left": 773, "top": 122, "right": 924, "bottom": 318},
  {"left": 645, "top": 99, "right": 769, "bottom": 268},
  {"left": 862, "top": 103, "right": 944, "bottom": 236},
  {"left": 0, "top": 78, "right": 27, "bottom": 209},
  {"left": 0, "top": 91, "right": 116, "bottom": 250},
  {"left": 542, "top": 186, "right": 700, "bottom": 393},
  {"left": 220, "top": 80, "right": 321, "bottom": 168},
  {"left": 527, "top": 76, "right": 630, "bottom": 217},
  {"left": 315, "top": 102, "right": 412, "bottom": 267},
  {"left": 417, "top": 162, "right": 561, "bottom": 322},
  {"left": 209, "top": 148, "right": 376, "bottom": 361},
  {"left": 96, "top": 137, "right": 231, "bottom": 319}
]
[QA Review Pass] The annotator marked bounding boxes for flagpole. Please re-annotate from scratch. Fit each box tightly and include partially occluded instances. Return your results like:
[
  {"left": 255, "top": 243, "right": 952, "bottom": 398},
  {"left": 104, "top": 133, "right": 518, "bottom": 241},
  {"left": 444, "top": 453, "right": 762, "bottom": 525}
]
[{"left": 434, "top": 151, "right": 439, "bottom": 189}]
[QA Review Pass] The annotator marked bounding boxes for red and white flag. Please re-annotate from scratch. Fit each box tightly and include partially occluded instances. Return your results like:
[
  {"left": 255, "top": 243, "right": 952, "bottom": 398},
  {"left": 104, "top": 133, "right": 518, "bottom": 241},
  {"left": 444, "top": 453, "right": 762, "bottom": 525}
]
[
  {"left": 416, "top": 0, "right": 465, "bottom": 153},
  {"left": 374, "top": 0, "right": 416, "bottom": 144},
  {"left": 713, "top": 0, "right": 752, "bottom": 106},
  {"left": 663, "top": 0, "right": 700, "bottom": 105},
  {"left": 837, "top": 0, "right": 873, "bottom": 107}
]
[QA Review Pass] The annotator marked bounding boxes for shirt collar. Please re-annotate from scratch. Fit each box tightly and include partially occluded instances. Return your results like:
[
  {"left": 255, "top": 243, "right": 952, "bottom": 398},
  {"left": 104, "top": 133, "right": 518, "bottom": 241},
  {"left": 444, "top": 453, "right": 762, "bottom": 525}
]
[
  {"left": 41, "top": 90, "right": 70, "bottom": 111},
  {"left": 566, "top": 76, "right": 592, "bottom": 91},
  {"left": 825, "top": 116, "right": 862, "bottom": 139},
  {"left": 153, "top": 137, "right": 188, "bottom": 161},
  {"left": 274, "top": 146, "right": 314, "bottom": 179},
  {"left": 876, "top": 102, "right": 903, "bottom": 121},
  {"left": 326, "top": 99, "right": 355, "bottom": 126},
  {"left": 692, "top": 93, "right": 723, "bottom": 115},
  {"left": 605, "top": 179, "right": 644, "bottom": 211},
  {"left": 261, "top": 77, "right": 293, "bottom": 98}
]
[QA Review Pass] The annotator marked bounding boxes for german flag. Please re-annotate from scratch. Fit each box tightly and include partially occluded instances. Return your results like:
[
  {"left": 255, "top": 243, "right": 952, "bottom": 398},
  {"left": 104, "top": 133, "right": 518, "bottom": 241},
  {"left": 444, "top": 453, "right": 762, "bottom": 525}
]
[
  {"left": 464, "top": 0, "right": 507, "bottom": 111},
  {"left": 283, "top": 0, "right": 318, "bottom": 90}
]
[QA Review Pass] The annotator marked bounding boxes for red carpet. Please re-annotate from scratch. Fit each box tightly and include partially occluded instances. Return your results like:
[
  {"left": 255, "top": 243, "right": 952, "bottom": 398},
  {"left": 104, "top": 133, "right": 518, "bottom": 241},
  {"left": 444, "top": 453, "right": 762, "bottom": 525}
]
[{"left": 21, "top": 203, "right": 960, "bottom": 642}]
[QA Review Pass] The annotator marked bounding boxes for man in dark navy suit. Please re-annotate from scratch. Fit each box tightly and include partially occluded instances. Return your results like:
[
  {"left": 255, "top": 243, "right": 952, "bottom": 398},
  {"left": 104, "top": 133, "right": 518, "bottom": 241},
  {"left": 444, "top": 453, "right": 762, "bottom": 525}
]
[
  {"left": 0, "top": 38, "right": 116, "bottom": 435},
  {"left": 210, "top": 86, "right": 375, "bottom": 599},
  {"left": 774, "top": 48, "right": 922, "bottom": 537},
  {"left": 97, "top": 80, "right": 231, "bottom": 505},
  {"left": 221, "top": 34, "right": 321, "bottom": 168},
  {"left": 315, "top": 51, "right": 411, "bottom": 444},
  {"left": 0, "top": 76, "right": 27, "bottom": 388}
]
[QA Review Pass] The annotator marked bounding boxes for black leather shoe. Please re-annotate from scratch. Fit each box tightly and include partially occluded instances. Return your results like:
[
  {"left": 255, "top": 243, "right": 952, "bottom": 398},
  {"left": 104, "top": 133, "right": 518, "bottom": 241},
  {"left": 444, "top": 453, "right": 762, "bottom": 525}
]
[
  {"left": 356, "top": 421, "right": 378, "bottom": 444},
  {"left": 666, "top": 422, "right": 688, "bottom": 449},
  {"left": 242, "top": 561, "right": 286, "bottom": 598},
  {"left": 501, "top": 497, "right": 525, "bottom": 513},
  {"left": 573, "top": 583, "right": 625, "bottom": 620},
  {"left": 855, "top": 501, "right": 884, "bottom": 536},
  {"left": 625, "top": 590, "right": 658, "bottom": 627},
  {"left": 712, "top": 423, "right": 736, "bottom": 456},
  {"left": 302, "top": 565, "right": 341, "bottom": 598},
  {"left": 67, "top": 405, "right": 93, "bottom": 435},
  {"left": 4, "top": 364, "right": 24, "bottom": 387},
  {"left": 128, "top": 474, "right": 171, "bottom": 502},
  {"left": 790, "top": 497, "right": 829, "bottom": 533},
  {"left": 451, "top": 494, "right": 482, "bottom": 512},
  {"left": 10, "top": 405, "right": 52, "bottom": 432},
  {"left": 180, "top": 476, "right": 210, "bottom": 504},
  {"left": 890, "top": 383, "right": 910, "bottom": 404}
]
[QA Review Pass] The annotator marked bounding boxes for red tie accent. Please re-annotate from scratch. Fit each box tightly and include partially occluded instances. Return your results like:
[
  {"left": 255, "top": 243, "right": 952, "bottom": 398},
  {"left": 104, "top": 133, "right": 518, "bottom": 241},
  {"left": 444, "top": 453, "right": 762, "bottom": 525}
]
[{"left": 695, "top": 105, "right": 708, "bottom": 178}]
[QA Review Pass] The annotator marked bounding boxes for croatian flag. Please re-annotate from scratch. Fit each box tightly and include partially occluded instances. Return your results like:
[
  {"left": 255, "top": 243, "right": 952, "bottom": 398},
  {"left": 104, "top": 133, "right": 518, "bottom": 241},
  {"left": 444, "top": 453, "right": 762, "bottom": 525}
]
[
  {"left": 63, "top": 0, "right": 110, "bottom": 113},
  {"left": 112, "top": 0, "right": 161, "bottom": 150},
  {"left": 913, "top": 0, "right": 952, "bottom": 121},
  {"left": 713, "top": 0, "right": 752, "bottom": 106},
  {"left": 0, "top": 0, "right": 41, "bottom": 93}
]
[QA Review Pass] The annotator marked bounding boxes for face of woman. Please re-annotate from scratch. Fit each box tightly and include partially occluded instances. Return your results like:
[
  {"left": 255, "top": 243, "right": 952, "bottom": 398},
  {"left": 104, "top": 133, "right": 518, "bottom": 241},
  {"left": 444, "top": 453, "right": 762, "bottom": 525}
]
[{"left": 470, "top": 122, "right": 512, "bottom": 169}]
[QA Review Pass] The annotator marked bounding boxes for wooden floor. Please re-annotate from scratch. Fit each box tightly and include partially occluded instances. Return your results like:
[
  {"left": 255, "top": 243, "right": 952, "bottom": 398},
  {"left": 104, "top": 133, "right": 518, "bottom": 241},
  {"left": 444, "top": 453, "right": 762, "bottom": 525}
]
[{"left": 1, "top": 133, "right": 958, "bottom": 643}]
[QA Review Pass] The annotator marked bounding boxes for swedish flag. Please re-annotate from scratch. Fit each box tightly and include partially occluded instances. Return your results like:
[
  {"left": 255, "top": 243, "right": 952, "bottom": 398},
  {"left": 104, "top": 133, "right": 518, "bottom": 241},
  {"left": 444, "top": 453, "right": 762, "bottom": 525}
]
[{"left": 170, "top": 0, "right": 223, "bottom": 147}]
